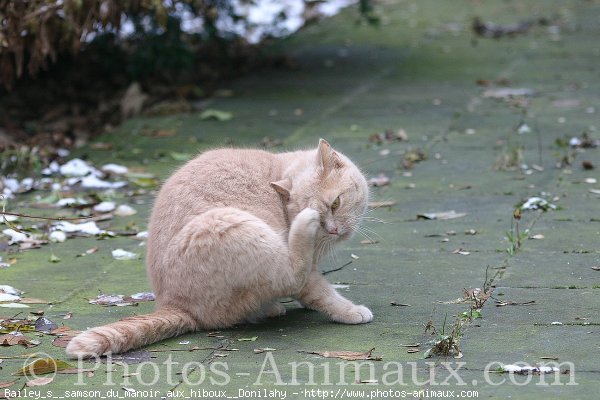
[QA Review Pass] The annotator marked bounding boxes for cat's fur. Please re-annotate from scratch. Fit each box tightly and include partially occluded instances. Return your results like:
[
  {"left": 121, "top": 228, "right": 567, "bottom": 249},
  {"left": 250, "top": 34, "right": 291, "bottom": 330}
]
[{"left": 66, "top": 139, "right": 372, "bottom": 358}]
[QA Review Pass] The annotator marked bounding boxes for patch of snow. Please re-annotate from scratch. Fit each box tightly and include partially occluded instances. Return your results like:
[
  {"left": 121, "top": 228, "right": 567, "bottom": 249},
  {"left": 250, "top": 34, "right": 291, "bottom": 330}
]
[
  {"left": 2, "top": 229, "right": 31, "bottom": 244},
  {"left": 112, "top": 249, "right": 138, "bottom": 260},
  {"left": 93, "top": 201, "right": 116, "bottom": 213},
  {"left": 0, "top": 303, "right": 29, "bottom": 308},
  {"left": 49, "top": 231, "right": 67, "bottom": 243},
  {"left": 42, "top": 161, "right": 61, "bottom": 176},
  {"left": 315, "top": 0, "right": 357, "bottom": 17},
  {"left": 56, "top": 198, "right": 88, "bottom": 207},
  {"left": 0, "top": 293, "right": 21, "bottom": 302},
  {"left": 517, "top": 124, "right": 531, "bottom": 134},
  {"left": 482, "top": 88, "right": 535, "bottom": 99},
  {"left": 1, "top": 215, "right": 18, "bottom": 223},
  {"left": 57, "top": 148, "right": 70, "bottom": 157},
  {"left": 54, "top": 221, "right": 103, "bottom": 235},
  {"left": 115, "top": 204, "right": 137, "bottom": 216},
  {"left": 521, "top": 197, "right": 556, "bottom": 211},
  {"left": 20, "top": 177, "right": 34, "bottom": 191},
  {"left": 102, "top": 163, "right": 129, "bottom": 175},
  {"left": 0, "top": 285, "right": 21, "bottom": 295},
  {"left": 215, "top": 0, "right": 348, "bottom": 44},
  {"left": 80, "top": 175, "right": 127, "bottom": 189},
  {"left": 59, "top": 158, "right": 100, "bottom": 177},
  {"left": 502, "top": 364, "right": 560, "bottom": 374},
  {"left": 2, "top": 178, "right": 20, "bottom": 193}
]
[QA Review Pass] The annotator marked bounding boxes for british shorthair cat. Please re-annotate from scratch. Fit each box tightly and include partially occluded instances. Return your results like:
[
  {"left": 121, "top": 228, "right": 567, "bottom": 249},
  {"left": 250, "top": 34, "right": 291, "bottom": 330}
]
[{"left": 66, "top": 139, "right": 372, "bottom": 358}]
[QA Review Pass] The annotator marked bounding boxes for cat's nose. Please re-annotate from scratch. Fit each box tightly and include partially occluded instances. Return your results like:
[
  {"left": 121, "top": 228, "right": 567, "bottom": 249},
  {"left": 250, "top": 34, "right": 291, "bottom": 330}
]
[{"left": 327, "top": 225, "right": 338, "bottom": 235}]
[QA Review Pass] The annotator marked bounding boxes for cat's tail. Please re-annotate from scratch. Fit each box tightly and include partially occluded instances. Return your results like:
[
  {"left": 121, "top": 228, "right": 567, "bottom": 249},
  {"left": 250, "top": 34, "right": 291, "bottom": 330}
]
[{"left": 65, "top": 307, "right": 197, "bottom": 359}]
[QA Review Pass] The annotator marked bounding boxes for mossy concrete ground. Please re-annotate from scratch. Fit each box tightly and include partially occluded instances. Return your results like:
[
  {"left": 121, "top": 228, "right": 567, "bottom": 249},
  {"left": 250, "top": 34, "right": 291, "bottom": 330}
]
[{"left": 2, "top": 0, "right": 599, "bottom": 398}]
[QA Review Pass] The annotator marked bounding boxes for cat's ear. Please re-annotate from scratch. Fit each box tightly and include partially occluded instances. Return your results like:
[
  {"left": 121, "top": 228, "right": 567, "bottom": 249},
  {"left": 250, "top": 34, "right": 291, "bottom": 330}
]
[
  {"left": 318, "top": 138, "right": 344, "bottom": 174},
  {"left": 270, "top": 178, "right": 292, "bottom": 202}
]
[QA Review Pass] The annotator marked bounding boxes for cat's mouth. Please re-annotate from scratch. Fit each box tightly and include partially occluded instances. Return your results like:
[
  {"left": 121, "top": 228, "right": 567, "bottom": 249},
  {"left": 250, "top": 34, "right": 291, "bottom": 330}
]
[{"left": 328, "top": 229, "right": 351, "bottom": 241}]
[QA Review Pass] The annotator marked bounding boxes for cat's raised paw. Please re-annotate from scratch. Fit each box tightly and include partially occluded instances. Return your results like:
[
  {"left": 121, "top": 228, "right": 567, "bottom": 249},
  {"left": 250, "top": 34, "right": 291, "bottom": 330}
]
[
  {"left": 294, "top": 208, "right": 320, "bottom": 234},
  {"left": 333, "top": 305, "right": 373, "bottom": 324}
]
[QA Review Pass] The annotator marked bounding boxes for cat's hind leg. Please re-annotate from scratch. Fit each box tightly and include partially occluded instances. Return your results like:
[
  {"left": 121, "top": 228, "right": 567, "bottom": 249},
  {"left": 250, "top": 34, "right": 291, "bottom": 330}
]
[{"left": 157, "top": 207, "right": 310, "bottom": 328}]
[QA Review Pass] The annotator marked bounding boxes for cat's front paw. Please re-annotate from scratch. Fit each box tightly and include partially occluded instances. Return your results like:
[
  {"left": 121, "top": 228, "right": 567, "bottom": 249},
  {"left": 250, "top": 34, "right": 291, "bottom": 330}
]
[
  {"left": 294, "top": 208, "right": 320, "bottom": 235},
  {"left": 332, "top": 305, "right": 373, "bottom": 324}
]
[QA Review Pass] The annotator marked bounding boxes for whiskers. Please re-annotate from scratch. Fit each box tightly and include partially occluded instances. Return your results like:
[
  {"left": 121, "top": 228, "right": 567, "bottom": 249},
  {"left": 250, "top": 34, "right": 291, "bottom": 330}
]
[
  {"left": 348, "top": 208, "right": 389, "bottom": 244},
  {"left": 361, "top": 216, "right": 392, "bottom": 224},
  {"left": 351, "top": 223, "right": 382, "bottom": 244},
  {"left": 315, "top": 236, "right": 338, "bottom": 264}
]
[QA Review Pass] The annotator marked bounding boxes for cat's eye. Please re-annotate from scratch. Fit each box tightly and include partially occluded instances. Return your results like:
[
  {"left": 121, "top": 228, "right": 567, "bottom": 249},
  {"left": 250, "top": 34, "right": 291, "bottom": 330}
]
[{"left": 331, "top": 196, "right": 340, "bottom": 211}]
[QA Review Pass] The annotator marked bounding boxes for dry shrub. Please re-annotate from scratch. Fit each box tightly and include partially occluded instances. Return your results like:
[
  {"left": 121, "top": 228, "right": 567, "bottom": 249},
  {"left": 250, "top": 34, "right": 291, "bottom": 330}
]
[{"left": 0, "top": 0, "right": 186, "bottom": 89}]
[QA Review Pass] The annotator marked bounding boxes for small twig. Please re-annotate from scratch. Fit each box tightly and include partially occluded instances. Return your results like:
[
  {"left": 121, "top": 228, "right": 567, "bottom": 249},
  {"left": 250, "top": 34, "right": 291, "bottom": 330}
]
[
  {"left": 535, "top": 119, "right": 543, "bottom": 167},
  {"left": 0, "top": 211, "right": 92, "bottom": 221},
  {"left": 483, "top": 265, "right": 493, "bottom": 294},
  {"left": 147, "top": 346, "right": 221, "bottom": 353},
  {"left": 495, "top": 299, "right": 535, "bottom": 307},
  {"left": 322, "top": 260, "right": 353, "bottom": 275}
]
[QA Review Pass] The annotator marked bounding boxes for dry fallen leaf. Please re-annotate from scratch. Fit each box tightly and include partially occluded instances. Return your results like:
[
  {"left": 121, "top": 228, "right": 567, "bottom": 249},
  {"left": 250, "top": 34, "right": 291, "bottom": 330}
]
[
  {"left": 452, "top": 248, "right": 471, "bottom": 255},
  {"left": 369, "top": 129, "right": 408, "bottom": 144},
  {"left": 417, "top": 210, "right": 466, "bottom": 220},
  {"left": 358, "top": 379, "right": 379, "bottom": 384},
  {"left": 495, "top": 300, "right": 535, "bottom": 307},
  {"left": 51, "top": 329, "right": 81, "bottom": 348},
  {"left": 368, "top": 174, "right": 391, "bottom": 187},
  {"left": 199, "top": 109, "right": 233, "bottom": 121},
  {"left": 368, "top": 201, "right": 396, "bottom": 209},
  {"left": 253, "top": 348, "right": 276, "bottom": 354},
  {"left": 26, "top": 376, "right": 54, "bottom": 387},
  {"left": 481, "top": 87, "right": 534, "bottom": 99},
  {"left": 237, "top": 336, "right": 258, "bottom": 342},
  {"left": 390, "top": 301, "right": 411, "bottom": 307},
  {"left": 19, "top": 298, "right": 49, "bottom": 304},
  {"left": 463, "top": 287, "right": 492, "bottom": 302},
  {"left": 0, "top": 332, "right": 34, "bottom": 347},
  {"left": 76, "top": 247, "right": 98, "bottom": 257},
  {"left": 0, "top": 379, "right": 19, "bottom": 389},
  {"left": 142, "top": 128, "right": 176, "bottom": 137},
  {"left": 582, "top": 160, "right": 594, "bottom": 170},
  {"left": 360, "top": 239, "right": 379, "bottom": 245},
  {"left": 303, "top": 348, "right": 381, "bottom": 361},
  {"left": 14, "top": 358, "right": 74, "bottom": 376}
]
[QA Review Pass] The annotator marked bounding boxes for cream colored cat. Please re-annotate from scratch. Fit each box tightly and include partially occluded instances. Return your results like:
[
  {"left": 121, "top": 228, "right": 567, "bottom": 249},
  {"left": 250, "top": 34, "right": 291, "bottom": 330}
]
[{"left": 66, "top": 139, "right": 372, "bottom": 358}]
